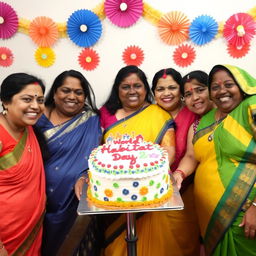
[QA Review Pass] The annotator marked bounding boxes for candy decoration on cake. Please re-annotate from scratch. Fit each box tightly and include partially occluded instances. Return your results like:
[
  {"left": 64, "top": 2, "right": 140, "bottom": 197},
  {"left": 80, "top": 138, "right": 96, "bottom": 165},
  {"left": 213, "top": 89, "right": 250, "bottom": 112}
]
[
  {"left": 67, "top": 9, "right": 102, "bottom": 47},
  {"left": 157, "top": 11, "right": 190, "bottom": 45},
  {"left": 189, "top": 15, "right": 218, "bottom": 45},
  {"left": 87, "top": 135, "right": 173, "bottom": 208},
  {"left": 104, "top": 0, "right": 143, "bottom": 28},
  {"left": 29, "top": 16, "right": 58, "bottom": 47},
  {"left": 0, "top": 2, "right": 18, "bottom": 39}
]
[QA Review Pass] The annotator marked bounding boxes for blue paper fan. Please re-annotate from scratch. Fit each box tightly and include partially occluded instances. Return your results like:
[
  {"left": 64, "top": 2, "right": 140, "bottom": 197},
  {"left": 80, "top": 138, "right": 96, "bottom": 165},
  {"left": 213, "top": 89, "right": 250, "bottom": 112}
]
[
  {"left": 189, "top": 15, "right": 218, "bottom": 46},
  {"left": 67, "top": 9, "right": 102, "bottom": 47}
]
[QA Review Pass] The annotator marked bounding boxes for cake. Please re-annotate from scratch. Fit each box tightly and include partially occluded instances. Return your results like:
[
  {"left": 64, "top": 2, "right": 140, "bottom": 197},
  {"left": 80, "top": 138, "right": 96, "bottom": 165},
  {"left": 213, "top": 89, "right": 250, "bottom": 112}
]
[{"left": 87, "top": 134, "right": 173, "bottom": 208}]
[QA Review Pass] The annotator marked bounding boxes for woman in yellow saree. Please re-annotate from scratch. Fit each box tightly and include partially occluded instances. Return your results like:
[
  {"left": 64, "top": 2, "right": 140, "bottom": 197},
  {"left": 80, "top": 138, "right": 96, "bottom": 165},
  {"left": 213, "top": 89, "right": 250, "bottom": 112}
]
[
  {"left": 100, "top": 65, "right": 176, "bottom": 256},
  {"left": 193, "top": 65, "right": 256, "bottom": 255}
]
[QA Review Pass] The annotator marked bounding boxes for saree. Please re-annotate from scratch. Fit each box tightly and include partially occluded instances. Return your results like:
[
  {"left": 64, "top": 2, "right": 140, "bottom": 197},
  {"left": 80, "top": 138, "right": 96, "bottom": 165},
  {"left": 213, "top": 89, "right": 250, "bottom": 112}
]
[
  {"left": 36, "top": 110, "right": 102, "bottom": 256},
  {"left": 0, "top": 126, "right": 46, "bottom": 256},
  {"left": 102, "top": 104, "right": 190, "bottom": 256},
  {"left": 193, "top": 94, "right": 256, "bottom": 255}
]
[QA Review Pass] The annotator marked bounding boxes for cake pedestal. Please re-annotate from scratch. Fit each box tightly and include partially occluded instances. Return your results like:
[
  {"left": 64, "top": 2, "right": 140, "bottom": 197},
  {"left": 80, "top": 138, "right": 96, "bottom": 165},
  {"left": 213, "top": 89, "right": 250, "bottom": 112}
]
[{"left": 77, "top": 180, "right": 183, "bottom": 256}]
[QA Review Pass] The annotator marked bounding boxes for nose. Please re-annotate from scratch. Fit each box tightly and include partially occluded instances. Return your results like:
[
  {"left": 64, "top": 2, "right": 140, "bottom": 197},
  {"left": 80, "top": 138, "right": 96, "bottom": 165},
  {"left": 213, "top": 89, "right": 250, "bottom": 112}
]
[
  {"left": 191, "top": 92, "right": 199, "bottom": 101},
  {"left": 128, "top": 86, "right": 136, "bottom": 94},
  {"left": 163, "top": 88, "right": 171, "bottom": 96},
  {"left": 67, "top": 91, "right": 76, "bottom": 99},
  {"left": 30, "top": 99, "right": 39, "bottom": 109}
]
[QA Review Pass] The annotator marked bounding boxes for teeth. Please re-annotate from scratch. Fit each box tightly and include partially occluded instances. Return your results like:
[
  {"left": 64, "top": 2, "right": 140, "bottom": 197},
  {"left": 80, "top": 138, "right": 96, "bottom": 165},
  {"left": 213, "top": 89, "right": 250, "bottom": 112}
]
[
  {"left": 162, "top": 98, "right": 172, "bottom": 102},
  {"left": 128, "top": 96, "right": 138, "bottom": 101},
  {"left": 26, "top": 113, "right": 37, "bottom": 116},
  {"left": 194, "top": 103, "right": 203, "bottom": 108},
  {"left": 65, "top": 102, "right": 76, "bottom": 106},
  {"left": 219, "top": 97, "right": 230, "bottom": 102}
]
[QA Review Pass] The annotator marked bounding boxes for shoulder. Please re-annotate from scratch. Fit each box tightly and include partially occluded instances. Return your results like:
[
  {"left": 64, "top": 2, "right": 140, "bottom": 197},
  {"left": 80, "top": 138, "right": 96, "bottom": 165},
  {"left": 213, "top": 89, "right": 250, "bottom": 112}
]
[
  {"left": 147, "top": 104, "right": 171, "bottom": 117},
  {"left": 197, "top": 108, "right": 216, "bottom": 130}
]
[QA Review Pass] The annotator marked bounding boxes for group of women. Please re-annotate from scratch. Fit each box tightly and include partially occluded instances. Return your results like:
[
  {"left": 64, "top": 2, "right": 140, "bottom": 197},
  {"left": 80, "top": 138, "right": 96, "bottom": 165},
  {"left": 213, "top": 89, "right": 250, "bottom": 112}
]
[{"left": 0, "top": 63, "right": 255, "bottom": 256}]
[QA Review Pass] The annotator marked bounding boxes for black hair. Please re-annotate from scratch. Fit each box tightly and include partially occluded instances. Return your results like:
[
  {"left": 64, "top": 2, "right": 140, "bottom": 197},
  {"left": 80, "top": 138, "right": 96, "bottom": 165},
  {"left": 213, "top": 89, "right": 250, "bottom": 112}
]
[
  {"left": 103, "top": 65, "right": 154, "bottom": 115},
  {"left": 1, "top": 73, "right": 45, "bottom": 107},
  {"left": 181, "top": 70, "right": 208, "bottom": 96},
  {"left": 44, "top": 70, "right": 99, "bottom": 114},
  {"left": 151, "top": 68, "right": 182, "bottom": 95}
]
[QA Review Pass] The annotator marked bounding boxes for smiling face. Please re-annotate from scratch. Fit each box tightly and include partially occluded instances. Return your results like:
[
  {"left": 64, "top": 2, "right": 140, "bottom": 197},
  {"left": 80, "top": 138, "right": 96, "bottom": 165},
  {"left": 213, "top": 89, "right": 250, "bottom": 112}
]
[
  {"left": 210, "top": 70, "right": 243, "bottom": 115},
  {"left": 184, "top": 79, "right": 214, "bottom": 116},
  {"left": 154, "top": 75, "right": 181, "bottom": 113},
  {"left": 53, "top": 76, "right": 85, "bottom": 117},
  {"left": 118, "top": 73, "right": 147, "bottom": 111},
  {"left": 4, "top": 83, "right": 45, "bottom": 129}
]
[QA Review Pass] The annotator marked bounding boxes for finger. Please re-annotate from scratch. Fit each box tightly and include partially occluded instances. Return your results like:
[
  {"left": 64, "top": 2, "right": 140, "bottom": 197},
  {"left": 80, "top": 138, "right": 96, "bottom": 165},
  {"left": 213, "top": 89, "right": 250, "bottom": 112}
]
[
  {"left": 239, "top": 217, "right": 245, "bottom": 227},
  {"left": 244, "top": 227, "right": 250, "bottom": 238},
  {"left": 249, "top": 229, "right": 256, "bottom": 240}
]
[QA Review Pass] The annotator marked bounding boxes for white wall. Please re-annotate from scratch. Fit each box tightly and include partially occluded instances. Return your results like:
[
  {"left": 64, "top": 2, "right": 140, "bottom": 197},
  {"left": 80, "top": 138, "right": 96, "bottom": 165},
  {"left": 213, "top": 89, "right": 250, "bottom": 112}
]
[{"left": 1, "top": 0, "right": 256, "bottom": 107}]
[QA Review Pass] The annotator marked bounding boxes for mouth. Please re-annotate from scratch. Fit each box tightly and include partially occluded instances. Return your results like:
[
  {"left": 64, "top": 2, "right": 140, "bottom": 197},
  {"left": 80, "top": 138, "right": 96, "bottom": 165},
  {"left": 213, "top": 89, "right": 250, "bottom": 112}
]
[
  {"left": 193, "top": 102, "right": 204, "bottom": 109},
  {"left": 218, "top": 96, "right": 231, "bottom": 103},
  {"left": 64, "top": 101, "right": 77, "bottom": 107},
  {"left": 161, "top": 97, "right": 173, "bottom": 103},
  {"left": 25, "top": 112, "right": 40, "bottom": 119},
  {"left": 128, "top": 96, "right": 139, "bottom": 101}
]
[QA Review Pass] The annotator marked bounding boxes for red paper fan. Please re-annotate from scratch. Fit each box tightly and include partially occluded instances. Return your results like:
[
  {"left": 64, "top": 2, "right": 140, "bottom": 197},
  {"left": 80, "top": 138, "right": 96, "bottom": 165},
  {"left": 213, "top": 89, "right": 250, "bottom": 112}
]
[
  {"left": 158, "top": 11, "right": 190, "bottom": 45},
  {"left": 122, "top": 45, "right": 144, "bottom": 66},
  {"left": 227, "top": 42, "right": 250, "bottom": 58},
  {"left": 223, "top": 13, "right": 256, "bottom": 47},
  {"left": 0, "top": 47, "right": 13, "bottom": 67},
  {"left": 29, "top": 16, "right": 58, "bottom": 47},
  {"left": 78, "top": 48, "right": 100, "bottom": 71},
  {"left": 173, "top": 44, "right": 196, "bottom": 67}
]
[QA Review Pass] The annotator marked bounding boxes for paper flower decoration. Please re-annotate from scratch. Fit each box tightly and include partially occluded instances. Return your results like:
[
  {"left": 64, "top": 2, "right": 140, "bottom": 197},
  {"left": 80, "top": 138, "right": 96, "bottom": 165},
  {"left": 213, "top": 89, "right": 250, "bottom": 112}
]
[
  {"left": 157, "top": 11, "right": 190, "bottom": 45},
  {"left": 104, "top": 0, "right": 143, "bottom": 28},
  {"left": 227, "top": 42, "right": 250, "bottom": 58},
  {"left": 122, "top": 45, "right": 144, "bottom": 66},
  {"left": 173, "top": 44, "right": 196, "bottom": 67},
  {"left": 78, "top": 48, "right": 99, "bottom": 71},
  {"left": 67, "top": 9, "right": 102, "bottom": 47},
  {"left": 35, "top": 47, "right": 55, "bottom": 67},
  {"left": 57, "top": 22, "right": 67, "bottom": 38},
  {"left": 29, "top": 16, "right": 58, "bottom": 47},
  {"left": 223, "top": 13, "right": 256, "bottom": 47},
  {"left": 0, "top": 47, "right": 13, "bottom": 67},
  {"left": 189, "top": 15, "right": 218, "bottom": 45},
  {"left": 0, "top": 2, "right": 18, "bottom": 39}
]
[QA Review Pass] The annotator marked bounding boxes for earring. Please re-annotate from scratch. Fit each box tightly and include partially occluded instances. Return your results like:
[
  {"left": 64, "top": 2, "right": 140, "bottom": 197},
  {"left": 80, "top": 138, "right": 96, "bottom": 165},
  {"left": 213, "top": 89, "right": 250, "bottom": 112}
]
[
  {"left": 180, "top": 96, "right": 185, "bottom": 102},
  {"left": 2, "top": 109, "right": 7, "bottom": 115}
]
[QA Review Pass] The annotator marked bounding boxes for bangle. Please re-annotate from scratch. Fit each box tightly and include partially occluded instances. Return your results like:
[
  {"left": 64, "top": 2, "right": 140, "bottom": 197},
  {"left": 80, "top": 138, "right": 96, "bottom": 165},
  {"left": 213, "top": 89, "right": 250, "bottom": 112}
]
[
  {"left": 174, "top": 169, "right": 186, "bottom": 180},
  {"left": 252, "top": 202, "right": 256, "bottom": 207}
]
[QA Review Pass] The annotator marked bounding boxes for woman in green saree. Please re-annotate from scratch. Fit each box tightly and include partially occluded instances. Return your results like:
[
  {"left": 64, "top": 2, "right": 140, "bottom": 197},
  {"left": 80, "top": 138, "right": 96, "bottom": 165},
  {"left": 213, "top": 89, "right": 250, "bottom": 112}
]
[{"left": 193, "top": 64, "right": 256, "bottom": 255}]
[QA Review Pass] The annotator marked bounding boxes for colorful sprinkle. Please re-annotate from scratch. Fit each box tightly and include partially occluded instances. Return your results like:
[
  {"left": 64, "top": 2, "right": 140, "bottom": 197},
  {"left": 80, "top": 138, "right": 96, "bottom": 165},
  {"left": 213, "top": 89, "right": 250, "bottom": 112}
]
[
  {"left": 94, "top": 192, "right": 99, "bottom": 198},
  {"left": 117, "top": 197, "right": 123, "bottom": 202},
  {"left": 122, "top": 189, "right": 129, "bottom": 195},
  {"left": 104, "top": 197, "right": 109, "bottom": 201},
  {"left": 156, "top": 183, "right": 161, "bottom": 189},
  {"left": 160, "top": 188, "right": 164, "bottom": 194},
  {"left": 113, "top": 183, "right": 119, "bottom": 188},
  {"left": 93, "top": 185, "right": 97, "bottom": 191},
  {"left": 104, "top": 189, "right": 113, "bottom": 197},
  {"left": 142, "top": 196, "right": 147, "bottom": 201},
  {"left": 133, "top": 181, "right": 139, "bottom": 187},
  {"left": 149, "top": 180, "right": 154, "bottom": 186},
  {"left": 96, "top": 180, "right": 101, "bottom": 185},
  {"left": 131, "top": 195, "right": 138, "bottom": 200},
  {"left": 154, "top": 193, "right": 158, "bottom": 199},
  {"left": 139, "top": 186, "right": 149, "bottom": 195}
]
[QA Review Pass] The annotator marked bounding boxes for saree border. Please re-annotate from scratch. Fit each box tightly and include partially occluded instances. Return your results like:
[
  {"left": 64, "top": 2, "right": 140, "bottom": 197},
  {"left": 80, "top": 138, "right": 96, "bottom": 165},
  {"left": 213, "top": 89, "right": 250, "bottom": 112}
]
[
  {"left": 0, "top": 129, "right": 27, "bottom": 170},
  {"left": 12, "top": 211, "right": 45, "bottom": 256},
  {"left": 204, "top": 140, "right": 256, "bottom": 255}
]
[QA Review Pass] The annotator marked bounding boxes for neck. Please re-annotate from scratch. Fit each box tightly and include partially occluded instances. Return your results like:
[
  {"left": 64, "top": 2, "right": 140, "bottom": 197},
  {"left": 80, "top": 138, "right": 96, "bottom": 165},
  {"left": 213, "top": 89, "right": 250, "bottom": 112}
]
[
  {"left": 215, "top": 109, "right": 227, "bottom": 121},
  {"left": 1, "top": 114, "right": 25, "bottom": 139},
  {"left": 169, "top": 104, "right": 183, "bottom": 119}
]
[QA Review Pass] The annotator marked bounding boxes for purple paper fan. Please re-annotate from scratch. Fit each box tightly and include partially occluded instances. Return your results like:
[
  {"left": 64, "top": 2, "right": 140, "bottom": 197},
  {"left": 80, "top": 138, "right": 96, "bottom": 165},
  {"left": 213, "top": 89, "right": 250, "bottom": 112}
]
[
  {"left": 104, "top": 0, "right": 143, "bottom": 28},
  {"left": 0, "top": 2, "right": 18, "bottom": 39}
]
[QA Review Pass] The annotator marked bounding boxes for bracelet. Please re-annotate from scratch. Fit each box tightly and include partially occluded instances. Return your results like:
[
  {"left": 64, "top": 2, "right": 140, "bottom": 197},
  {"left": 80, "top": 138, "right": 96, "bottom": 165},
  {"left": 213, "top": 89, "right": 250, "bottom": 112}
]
[
  {"left": 252, "top": 202, "right": 256, "bottom": 207},
  {"left": 174, "top": 169, "right": 186, "bottom": 180}
]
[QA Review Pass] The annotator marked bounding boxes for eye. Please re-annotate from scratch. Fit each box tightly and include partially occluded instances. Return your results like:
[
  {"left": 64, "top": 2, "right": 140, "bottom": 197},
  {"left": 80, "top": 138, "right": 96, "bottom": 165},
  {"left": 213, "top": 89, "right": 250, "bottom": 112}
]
[
  {"left": 225, "top": 83, "right": 235, "bottom": 88},
  {"left": 61, "top": 88, "right": 71, "bottom": 94},
  {"left": 134, "top": 84, "right": 142, "bottom": 89},
  {"left": 197, "top": 87, "right": 207, "bottom": 93},
  {"left": 120, "top": 85, "right": 130, "bottom": 90},
  {"left": 75, "top": 90, "right": 84, "bottom": 96},
  {"left": 184, "top": 92, "right": 192, "bottom": 98},
  {"left": 22, "top": 98, "right": 32, "bottom": 103},
  {"left": 155, "top": 87, "right": 164, "bottom": 92},
  {"left": 211, "top": 84, "right": 220, "bottom": 91},
  {"left": 37, "top": 98, "right": 45, "bottom": 104}
]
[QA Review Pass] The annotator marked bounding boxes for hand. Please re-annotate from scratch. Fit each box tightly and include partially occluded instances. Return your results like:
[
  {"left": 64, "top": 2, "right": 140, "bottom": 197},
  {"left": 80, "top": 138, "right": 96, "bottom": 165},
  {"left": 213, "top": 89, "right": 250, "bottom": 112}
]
[
  {"left": 172, "top": 171, "right": 183, "bottom": 190},
  {"left": 0, "top": 141, "right": 2, "bottom": 153},
  {"left": 239, "top": 204, "right": 256, "bottom": 239},
  {"left": 0, "top": 245, "right": 8, "bottom": 256},
  {"left": 74, "top": 177, "right": 88, "bottom": 200}
]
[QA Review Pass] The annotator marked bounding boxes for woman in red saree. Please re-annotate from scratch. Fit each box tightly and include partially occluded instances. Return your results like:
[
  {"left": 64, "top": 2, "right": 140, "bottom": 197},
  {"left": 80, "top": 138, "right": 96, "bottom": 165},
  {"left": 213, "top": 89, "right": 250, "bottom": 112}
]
[{"left": 0, "top": 73, "right": 46, "bottom": 256}]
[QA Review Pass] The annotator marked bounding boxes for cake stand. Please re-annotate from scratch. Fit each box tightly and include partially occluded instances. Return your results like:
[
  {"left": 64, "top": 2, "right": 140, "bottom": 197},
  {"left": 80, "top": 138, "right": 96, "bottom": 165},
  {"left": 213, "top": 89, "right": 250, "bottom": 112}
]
[{"left": 77, "top": 179, "right": 184, "bottom": 256}]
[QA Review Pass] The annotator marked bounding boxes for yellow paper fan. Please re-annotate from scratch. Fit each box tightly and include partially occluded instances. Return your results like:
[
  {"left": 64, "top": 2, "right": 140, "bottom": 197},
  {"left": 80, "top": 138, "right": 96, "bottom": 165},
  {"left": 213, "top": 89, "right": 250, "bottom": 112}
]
[
  {"left": 35, "top": 47, "right": 55, "bottom": 67},
  {"left": 143, "top": 2, "right": 163, "bottom": 25},
  {"left": 92, "top": 0, "right": 105, "bottom": 20},
  {"left": 216, "top": 21, "right": 224, "bottom": 38},
  {"left": 57, "top": 22, "right": 67, "bottom": 38},
  {"left": 158, "top": 11, "right": 190, "bottom": 45},
  {"left": 248, "top": 7, "right": 256, "bottom": 21},
  {"left": 18, "top": 18, "right": 30, "bottom": 34}
]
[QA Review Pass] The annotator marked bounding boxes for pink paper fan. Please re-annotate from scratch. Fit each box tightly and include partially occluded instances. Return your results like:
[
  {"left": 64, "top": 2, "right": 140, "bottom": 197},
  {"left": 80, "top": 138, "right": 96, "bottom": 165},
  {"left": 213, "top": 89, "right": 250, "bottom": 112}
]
[
  {"left": 0, "top": 47, "right": 13, "bottom": 67},
  {"left": 29, "top": 16, "right": 58, "bottom": 47},
  {"left": 78, "top": 48, "right": 100, "bottom": 71},
  {"left": 122, "top": 45, "right": 144, "bottom": 66},
  {"left": 0, "top": 2, "right": 18, "bottom": 39},
  {"left": 104, "top": 0, "right": 143, "bottom": 28},
  {"left": 227, "top": 42, "right": 250, "bottom": 58},
  {"left": 173, "top": 44, "right": 196, "bottom": 67},
  {"left": 223, "top": 13, "right": 256, "bottom": 47}
]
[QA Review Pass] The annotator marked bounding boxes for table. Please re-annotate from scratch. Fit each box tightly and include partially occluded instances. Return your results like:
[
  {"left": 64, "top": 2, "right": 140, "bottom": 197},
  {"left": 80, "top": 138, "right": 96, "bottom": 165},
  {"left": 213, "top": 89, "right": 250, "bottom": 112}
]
[{"left": 77, "top": 180, "right": 184, "bottom": 256}]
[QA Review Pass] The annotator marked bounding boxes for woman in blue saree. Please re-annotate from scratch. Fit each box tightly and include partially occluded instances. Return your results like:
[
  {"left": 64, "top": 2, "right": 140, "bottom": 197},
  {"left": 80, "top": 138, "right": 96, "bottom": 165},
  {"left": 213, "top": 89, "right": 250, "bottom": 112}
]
[{"left": 36, "top": 70, "right": 102, "bottom": 256}]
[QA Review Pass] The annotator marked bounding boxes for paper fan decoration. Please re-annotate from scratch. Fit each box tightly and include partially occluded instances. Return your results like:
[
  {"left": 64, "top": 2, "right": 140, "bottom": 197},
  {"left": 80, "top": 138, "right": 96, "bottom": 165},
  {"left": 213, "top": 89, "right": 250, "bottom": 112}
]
[
  {"left": 35, "top": 47, "right": 55, "bottom": 67},
  {"left": 122, "top": 45, "right": 144, "bottom": 66},
  {"left": 29, "top": 16, "right": 58, "bottom": 47},
  {"left": 0, "top": 2, "right": 18, "bottom": 39},
  {"left": 227, "top": 42, "right": 250, "bottom": 58},
  {"left": 78, "top": 48, "right": 99, "bottom": 71},
  {"left": 0, "top": 47, "right": 13, "bottom": 67},
  {"left": 173, "top": 44, "right": 196, "bottom": 67},
  {"left": 104, "top": 0, "right": 143, "bottom": 28},
  {"left": 189, "top": 15, "right": 218, "bottom": 45},
  {"left": 223, "top": 13, "right": 256, "bottom": 47},
  {"left": 158, "top": 11, "right": 190, "bottom": 45},
  {"left": 67, "top": 9, "right": 102, "bottom": 47}
]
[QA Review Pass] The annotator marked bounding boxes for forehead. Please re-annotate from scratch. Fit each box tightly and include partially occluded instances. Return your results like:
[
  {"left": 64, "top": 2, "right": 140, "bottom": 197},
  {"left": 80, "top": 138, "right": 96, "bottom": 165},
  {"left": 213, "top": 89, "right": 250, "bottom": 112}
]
[
  {"left": 60, "top": 76, "right": 82, "bottom": 89},
  {"left": 211, "top": 70, "right": 233, "bottom": 81},
  {"left": 121, "top": 73, "right": 142, "bottom": 84},
  {"left": 184, "top": 79, "right": 206, "bottom": 91},
  {"left": 16, "top": 83, "right": 44, "bottom": 96},
  {"left": 156, "top": 75, "right": 179, "bottom": 87}
]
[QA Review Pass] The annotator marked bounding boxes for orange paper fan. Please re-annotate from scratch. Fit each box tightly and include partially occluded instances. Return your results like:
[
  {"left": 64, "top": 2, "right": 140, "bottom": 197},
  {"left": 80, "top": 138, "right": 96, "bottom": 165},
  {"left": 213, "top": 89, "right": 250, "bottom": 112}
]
[
  {"left": 227, "top": 42, "right": 250, "bottom": 58},
  {"left": 122, "top": 45, "right": 144, "bottom": 66},
  {"left": 78, "top": 48, "right": 100, "bottom": 71},
  {"left": 158, "top": 11, "right": 190, "bottom": 45},
  {"left": 29, "top": 16, "right": 58, "bottom": 47},
  {"left": 173, "top": 44, "right": 196, "bottom": 67}
]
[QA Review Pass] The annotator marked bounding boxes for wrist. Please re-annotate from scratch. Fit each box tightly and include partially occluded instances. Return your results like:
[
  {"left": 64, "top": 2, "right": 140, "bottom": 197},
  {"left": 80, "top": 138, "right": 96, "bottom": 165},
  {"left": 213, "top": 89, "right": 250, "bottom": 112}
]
[
  {"left": 0, "top": 241, "right": 4, "bottom": 250},
  {"left": 174, "top": 169, "right": 186, "bottom": 180}
]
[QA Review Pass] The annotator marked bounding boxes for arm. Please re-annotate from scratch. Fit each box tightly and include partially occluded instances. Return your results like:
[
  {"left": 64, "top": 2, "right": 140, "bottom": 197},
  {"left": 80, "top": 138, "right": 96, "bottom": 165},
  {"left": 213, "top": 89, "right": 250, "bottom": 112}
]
[
  {"left": 173, "top": 125, "right": 198, "bottom": 190},
  {"left": 160, "top": 127, "right": 175, "bottom": 165},
  {"left": 0, "top": 240, "right": 8, "bottom": 256}
]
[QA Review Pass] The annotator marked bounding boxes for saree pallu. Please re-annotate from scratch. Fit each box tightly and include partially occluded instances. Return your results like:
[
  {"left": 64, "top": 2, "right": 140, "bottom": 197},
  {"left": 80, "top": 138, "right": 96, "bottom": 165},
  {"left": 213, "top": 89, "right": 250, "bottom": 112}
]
[
  {"left": 103, "top": 104, "right": 192, "bottom": 256},
  {"left": 0, "top": 126, "right": 46, "bottom": 256},
  {"left": 36, "top": 110, "right": 102, "bottom": 256},
  {"left": 193, "top": 96, "right": 256, "bottom": 256}
]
